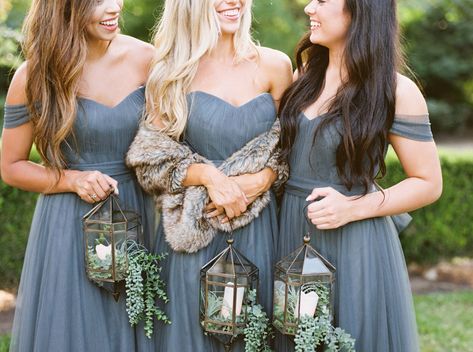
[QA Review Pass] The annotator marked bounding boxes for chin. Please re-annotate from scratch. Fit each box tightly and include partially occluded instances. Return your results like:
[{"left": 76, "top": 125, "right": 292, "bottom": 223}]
[
  {"left": 89, "top": 32, "right": 119, "bottom": 42},
  {"left": 309, "top": 34, "right": 323, "bottom": 45},
  {"left": 219, "top": 23, "right": 241, "bottom": 35}
]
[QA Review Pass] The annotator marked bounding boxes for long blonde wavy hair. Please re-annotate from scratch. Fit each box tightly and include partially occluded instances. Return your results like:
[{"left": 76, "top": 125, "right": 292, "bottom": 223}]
[
  {"left": 22, "top": 0, "right": 96, "bottom": 172},
  {"left": 145, "top": 0, "right": 257, "bottom": 139}
]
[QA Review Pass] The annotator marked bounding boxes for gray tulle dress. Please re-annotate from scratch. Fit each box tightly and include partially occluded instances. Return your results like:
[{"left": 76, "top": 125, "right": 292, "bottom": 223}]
[
  {"left": 4, "top": 87, "right": 156, "bottom": 352},
  {"left": 153, "top": 91, "right": 279, "bottom": 352},
  {"left": 275, "top": 113, "right": 434, "bottom": 352}
]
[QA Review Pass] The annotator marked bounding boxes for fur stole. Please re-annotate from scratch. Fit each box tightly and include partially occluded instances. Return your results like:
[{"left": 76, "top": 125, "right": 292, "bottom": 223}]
[{"left": 126, "top": 119, "right": 288, "bottom": 253}]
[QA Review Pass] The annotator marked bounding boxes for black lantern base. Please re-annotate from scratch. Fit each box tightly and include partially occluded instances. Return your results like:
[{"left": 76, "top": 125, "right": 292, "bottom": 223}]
[{"left": 91, "top": 279, "right": 124, "bottom": 302}]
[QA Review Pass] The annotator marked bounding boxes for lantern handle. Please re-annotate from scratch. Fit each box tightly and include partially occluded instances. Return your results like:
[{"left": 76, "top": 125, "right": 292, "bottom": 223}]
[
  {"left": 81, "top": 194, "right": 119, "bottom": 220},
  {"left": 226, "top": 221, "right": 234, "bottom": 246},
  {"left": 303, "top": 197, "right": 324, "bottom": 243}
]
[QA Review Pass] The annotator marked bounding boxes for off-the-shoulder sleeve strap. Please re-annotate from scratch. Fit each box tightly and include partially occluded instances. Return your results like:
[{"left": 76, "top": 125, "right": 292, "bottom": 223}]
[
  {"left": 3, "top": 104, "right": 31, "bottom": 129},
  {"left": 389, "top": 114, "right": 433, "bottom": 141}
]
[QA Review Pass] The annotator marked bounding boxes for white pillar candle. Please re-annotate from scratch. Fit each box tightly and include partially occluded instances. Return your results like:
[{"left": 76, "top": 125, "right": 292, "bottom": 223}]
[
  {"left": 95, "top": 244, "right": 112, "bottom": 260},
  {"left": 221, "top": 282, "right": 245, "bottom": 319},
  {"left": 295, "top": 290, "right": 319, "bottom": 319}
]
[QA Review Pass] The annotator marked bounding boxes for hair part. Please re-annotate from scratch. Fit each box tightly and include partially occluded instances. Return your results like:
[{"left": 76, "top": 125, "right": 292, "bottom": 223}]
[
  {"left": 279, "top": 0, "right": 404, "bottom": 194},
  {"left": 145, "top": 0, "right": 257, "bottom": 139},
  {"left": 22, "top": 0, "right": 96, "bottom": 175}
]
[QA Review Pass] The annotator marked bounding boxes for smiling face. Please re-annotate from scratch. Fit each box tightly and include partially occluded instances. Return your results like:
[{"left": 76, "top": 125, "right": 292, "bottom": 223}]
[
  {"left": 305, "top": 0, "right": 351, "bottom": 50},
  {"left": 86, "top": 0, "right": 123, "bottom": 42},
  {"left": 214, "top": 0, "right": 247, "bottom": 35}
]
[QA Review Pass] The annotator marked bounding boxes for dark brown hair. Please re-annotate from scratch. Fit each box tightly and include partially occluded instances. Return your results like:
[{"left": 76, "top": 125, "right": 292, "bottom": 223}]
[{"left": 279, "top": 0, "right": 404, "bottom": 193}]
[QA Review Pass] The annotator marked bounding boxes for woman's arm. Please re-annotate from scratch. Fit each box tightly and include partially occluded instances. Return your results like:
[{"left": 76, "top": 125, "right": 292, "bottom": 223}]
[
  {"left": 306, "top": 75, "right": 442, "bottom": 229},
  {"left": 1, "top": 64, "right": 117, "bottom": 203},
  {"left": 228, "top": 48, "right": 293, "bottom": 203}
]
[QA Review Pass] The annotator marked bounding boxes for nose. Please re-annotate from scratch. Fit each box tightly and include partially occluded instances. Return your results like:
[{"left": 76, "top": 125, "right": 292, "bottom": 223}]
[
  {"left": 304, "top": 1, "right": 317, "bottom": 15},
  {"left": 105, "top": 0, "right": 122, "bottom": 13}
]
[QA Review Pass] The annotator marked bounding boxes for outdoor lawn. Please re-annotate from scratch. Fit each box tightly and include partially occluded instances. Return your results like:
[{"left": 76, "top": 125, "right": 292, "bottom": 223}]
[
  {"left": 1, "top": 290, "right": 472, "bottom": 352},
  {"left": 414, "top": 291, "right": 473, "bottom": 352}
]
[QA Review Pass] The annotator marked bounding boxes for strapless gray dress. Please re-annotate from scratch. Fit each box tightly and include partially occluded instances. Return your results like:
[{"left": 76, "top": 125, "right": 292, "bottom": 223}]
[
  {"left": 4, "top": 87, "right": 156, "bottom": 352},
  {"left": 275, "top": 113, "right": 433, "bottom": 352},
  {"left": 153, "top": 91, "right": 279, "bottom": 352}
]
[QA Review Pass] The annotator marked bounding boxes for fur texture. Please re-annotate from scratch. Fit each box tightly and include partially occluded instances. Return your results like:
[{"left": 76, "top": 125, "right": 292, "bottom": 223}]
[{"left": 126, "top": 120, "right": 288, "bottom": 253}]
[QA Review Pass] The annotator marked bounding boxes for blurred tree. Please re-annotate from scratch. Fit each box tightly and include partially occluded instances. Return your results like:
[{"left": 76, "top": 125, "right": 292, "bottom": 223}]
[
  {"left": 1, "top": 0, "right": 21, "bottom": 67},
  {"left": 399, "top": 0, "right": 473, "bottom": 133}
]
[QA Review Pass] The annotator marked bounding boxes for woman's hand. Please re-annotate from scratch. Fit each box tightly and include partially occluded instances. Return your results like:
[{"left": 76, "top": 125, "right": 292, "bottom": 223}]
[
  {"left": 306, "top": 187, "right": 357, "bottom": 229},
  {"left": 67, "top": 170, "right": 118, "bottom": 204},
  {"left": 206, "top": 168, "right": 276, "bottom": 222},
  {"left": 231, "top": 168, "right": 277, "bottom": 204},
  {"left": 203, "top": 169, "right": 248, "bottom": 221}
]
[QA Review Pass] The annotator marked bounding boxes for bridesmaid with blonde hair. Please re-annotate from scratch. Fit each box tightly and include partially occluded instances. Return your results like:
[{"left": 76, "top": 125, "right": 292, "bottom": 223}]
[{"left": 127, "top": 0, "right": 292, "bottom": 350}]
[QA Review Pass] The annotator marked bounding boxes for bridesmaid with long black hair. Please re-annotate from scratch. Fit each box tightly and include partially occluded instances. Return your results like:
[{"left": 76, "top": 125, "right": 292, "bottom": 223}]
[
  {"left": 1, "top": 1, "right": 156, "bottom": 351},
  {"left": 276, "top": 0, "right": 442, "bottom": 351}
]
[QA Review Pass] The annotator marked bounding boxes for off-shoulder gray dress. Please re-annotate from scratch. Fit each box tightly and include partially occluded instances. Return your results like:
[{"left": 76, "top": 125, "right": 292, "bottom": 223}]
[
  {"left": 275, "top": 113, "right": 433, "bottom": 352},
  {"left": 153, "top": 91, "right": 279, "bottom": 352},
  {"left": 4, "top": 87, "right": 156, "bottom": 352}
]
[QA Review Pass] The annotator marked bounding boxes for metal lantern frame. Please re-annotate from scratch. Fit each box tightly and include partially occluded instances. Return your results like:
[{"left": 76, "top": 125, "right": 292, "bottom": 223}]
[
  {"left": 273, "top": 202, "right": 337, "bottom": 336},
  {"left": 82, "top": 194, "right": 142, "bottom": 300},
  {"left": 200, "top": 236, "right": 259, "bottom": 350}
]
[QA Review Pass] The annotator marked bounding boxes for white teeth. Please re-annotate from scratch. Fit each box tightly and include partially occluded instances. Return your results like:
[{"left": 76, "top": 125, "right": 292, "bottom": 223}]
[
  {"left": 222, "top": 9, "right": 239, "bottom": 17},
  {"left": 100, "top": 19, "right": 118, "bottom": 26},
  {"left": 310, "top": 20, "right": 321, "bottom": 28}
]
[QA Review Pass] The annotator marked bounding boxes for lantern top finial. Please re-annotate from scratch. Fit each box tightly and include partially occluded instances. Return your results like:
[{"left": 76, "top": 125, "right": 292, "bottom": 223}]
[{"left": 303, "top": 234, "right": 311, "bottom": 244}]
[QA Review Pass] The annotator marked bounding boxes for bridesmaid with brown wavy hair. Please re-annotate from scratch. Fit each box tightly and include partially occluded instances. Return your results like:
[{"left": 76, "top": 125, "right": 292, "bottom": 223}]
[{"left": 1, "top": 0, "right": 156, "bottom": 351}]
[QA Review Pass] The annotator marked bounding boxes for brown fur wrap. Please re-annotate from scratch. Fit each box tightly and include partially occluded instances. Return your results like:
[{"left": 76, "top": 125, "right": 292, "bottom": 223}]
[{"left": 126, "top": 119, "right": 288, "bottom": 253}]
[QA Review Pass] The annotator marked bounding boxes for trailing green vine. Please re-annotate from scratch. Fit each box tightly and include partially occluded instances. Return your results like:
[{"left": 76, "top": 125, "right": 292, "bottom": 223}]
[
  {"left": 125, "top": 242, "right": 170, "bottom": 338},
  {"left": 243, "top": 289, "right": 273, "bottom": 352},
  {"left": 292, "top": 282, "right": 355, "bottom": 352}
]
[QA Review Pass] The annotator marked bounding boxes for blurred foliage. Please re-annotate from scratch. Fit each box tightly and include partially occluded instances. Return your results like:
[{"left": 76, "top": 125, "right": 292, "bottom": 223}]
[
  {"left": 399, "top": 0, "right": 473, "bottom": 133},
  {"left": 380, "top": 150, "right": 473, "bottom": 265},
  {"left": 0, "top": 0, "right": 21, "bottom": 70}
]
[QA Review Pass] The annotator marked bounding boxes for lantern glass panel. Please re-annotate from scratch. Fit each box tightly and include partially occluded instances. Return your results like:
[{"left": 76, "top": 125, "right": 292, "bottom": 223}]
[
  {"left": 200, "top": 242, "right": 259, "bottom": 347},
  {"left": 83, "top": 196, "right": 141, "bottom": 289},
  {"left": 273, "top": 239, "right": 336, "bottom": 336}
]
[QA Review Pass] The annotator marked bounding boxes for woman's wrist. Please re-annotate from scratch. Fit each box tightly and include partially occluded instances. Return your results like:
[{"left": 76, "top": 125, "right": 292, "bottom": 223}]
[
  {"left": 350, "top": 191, "right": 384, "bottom": 222},
  {"left": 199, "top": 164, "right": 223, "bottom": 187},
  {"left": 257, "top": 168, "right": 277, "bottom": 192},
  {"left": 62, "top": 169, "right": 80, "bottom": 193}
]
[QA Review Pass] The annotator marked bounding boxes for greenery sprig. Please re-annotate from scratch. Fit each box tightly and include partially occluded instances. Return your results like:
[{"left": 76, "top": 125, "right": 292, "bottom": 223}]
[
  {"left": 201, "top": 288, "right": 273, "bottom": 350},
  {"left": 125, "top": 242, "right": 170, "bottom": 338},
  {"left": 292, "top": 282, "right": 355, "bottom": 352},
  {"left": 243, "top": 289, "right": 273, "bottom": 352}
]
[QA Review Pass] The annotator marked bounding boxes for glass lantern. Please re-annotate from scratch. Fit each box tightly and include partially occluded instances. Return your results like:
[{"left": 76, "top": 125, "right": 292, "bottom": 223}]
[
  {"left": 82, "top": 195, "right": 142, "bottom": 301},
  {"left": 273, "top": 234, "right": 336, "bottom": 336},
  {"left": 200, "top": 237, "right": 259, "bottom": 350}
]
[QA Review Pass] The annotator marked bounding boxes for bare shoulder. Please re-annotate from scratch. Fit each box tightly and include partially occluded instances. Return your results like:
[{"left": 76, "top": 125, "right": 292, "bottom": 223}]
[
  {"left": 6, "top": 61, "right": 28, "bottom": 105},
  {"left": 396, "top": 73, "right": 428, "bottom": 115},
  {"left": 257, "top": 46, "right": 292, "bottom": 72},
  {"left": 257, "top": 46, "right": 293, "bottom": 93},
  {"left": 116, "top": 34, "right": 155, "bottom": 67}
]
